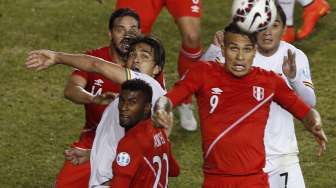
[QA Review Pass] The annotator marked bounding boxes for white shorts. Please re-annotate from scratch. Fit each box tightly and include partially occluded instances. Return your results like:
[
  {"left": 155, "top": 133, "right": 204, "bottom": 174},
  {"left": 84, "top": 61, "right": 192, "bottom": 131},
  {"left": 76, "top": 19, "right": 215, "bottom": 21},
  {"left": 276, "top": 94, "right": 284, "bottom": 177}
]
[{"left": 267, "top": 162, "right": 305, "bottom": 188}]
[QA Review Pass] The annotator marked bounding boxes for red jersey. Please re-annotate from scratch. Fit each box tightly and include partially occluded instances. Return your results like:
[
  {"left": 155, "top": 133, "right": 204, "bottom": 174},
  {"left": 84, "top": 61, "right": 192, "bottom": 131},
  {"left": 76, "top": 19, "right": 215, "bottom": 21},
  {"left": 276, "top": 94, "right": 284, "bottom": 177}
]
[
  {"left": 72, "top": 46, "right": 120, "bottom": 149},
  {"left": 166, "top": 62, "right": 310, "bottom": 176},
  {"left": 110, "top": 119, "right": 179, "bottom": 188}
]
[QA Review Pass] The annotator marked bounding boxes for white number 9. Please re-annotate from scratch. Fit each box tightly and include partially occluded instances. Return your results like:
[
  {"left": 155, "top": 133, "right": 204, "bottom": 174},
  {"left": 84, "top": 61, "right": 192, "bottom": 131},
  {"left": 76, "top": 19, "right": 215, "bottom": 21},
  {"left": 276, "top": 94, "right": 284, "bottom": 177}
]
[{"left": 209, "top": 95, "right": 219, "bottom": 114}]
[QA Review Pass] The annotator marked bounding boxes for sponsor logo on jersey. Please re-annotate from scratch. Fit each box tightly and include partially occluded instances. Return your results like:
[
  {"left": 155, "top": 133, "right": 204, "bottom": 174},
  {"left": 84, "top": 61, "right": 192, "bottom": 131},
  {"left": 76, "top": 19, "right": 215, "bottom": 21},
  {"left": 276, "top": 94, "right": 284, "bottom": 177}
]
[
  {"left": 116, "top": 152, "right": 131, "bottom": 167},
  {"left": 211, "top": 87, "right": 223, "bottom": 95},
  {"left": 94, "top": 79, "right": 104, "bottom": 86},
  {"left": 253, "top": 86, "right": 264, "bottom": 101}
]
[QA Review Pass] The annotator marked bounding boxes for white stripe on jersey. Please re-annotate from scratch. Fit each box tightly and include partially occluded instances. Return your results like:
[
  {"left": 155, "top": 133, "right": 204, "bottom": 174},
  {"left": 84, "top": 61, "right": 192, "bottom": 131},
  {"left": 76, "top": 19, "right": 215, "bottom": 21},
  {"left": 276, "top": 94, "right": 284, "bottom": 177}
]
[{"left": 205, "top": 93, "right": 274, "bottom": 158}]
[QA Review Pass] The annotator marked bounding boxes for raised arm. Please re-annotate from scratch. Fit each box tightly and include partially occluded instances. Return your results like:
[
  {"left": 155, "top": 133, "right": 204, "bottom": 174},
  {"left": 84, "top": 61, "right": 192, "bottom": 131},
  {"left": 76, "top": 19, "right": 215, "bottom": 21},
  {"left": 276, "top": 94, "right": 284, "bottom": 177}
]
[
  {"left": 25, "top": 50, "right": 127, "bottom": 84},
  {"left": 282, "top": 49, "right": 316, "bottom": 106}
]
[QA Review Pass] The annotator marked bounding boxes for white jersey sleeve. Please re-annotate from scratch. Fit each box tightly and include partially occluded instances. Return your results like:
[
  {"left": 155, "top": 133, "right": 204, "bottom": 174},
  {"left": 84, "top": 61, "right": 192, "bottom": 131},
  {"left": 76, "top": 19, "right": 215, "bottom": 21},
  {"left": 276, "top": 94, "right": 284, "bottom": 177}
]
[
  {"left": 89, "top": 70, "right": 165, "bottom": 188},
  {"left": 287, "top": 49, "right": 316, "bottom": 107}
]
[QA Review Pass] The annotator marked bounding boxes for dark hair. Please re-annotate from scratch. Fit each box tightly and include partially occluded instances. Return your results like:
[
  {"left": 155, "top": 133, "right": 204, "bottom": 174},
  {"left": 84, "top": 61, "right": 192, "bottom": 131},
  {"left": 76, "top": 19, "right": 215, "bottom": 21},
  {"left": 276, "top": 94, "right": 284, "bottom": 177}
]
[
  {"left": 224, "top": 22, "right": 257, "bottom": 45},
  {"left": 121, "top": 79, "right": 153, "bottom": 104},
  {"left": 128, "top": 35, "right": 166, "bottom": 70},
  {"left": 108, "top": 8, "right": 140, "bottom": 31},
  {"left": 275, "top": 2, "right": 287, "bottom": 27}
]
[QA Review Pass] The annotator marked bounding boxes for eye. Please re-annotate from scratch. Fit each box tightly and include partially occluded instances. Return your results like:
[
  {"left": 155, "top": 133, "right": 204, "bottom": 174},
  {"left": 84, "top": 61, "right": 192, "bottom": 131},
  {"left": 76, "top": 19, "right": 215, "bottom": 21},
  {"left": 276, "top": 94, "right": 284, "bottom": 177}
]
[
  {"left": 244, "top": 47, "right": 252, "bottom": 53},
  {"left": 230, "top": 46, "right": 239, "bottom": 51}
]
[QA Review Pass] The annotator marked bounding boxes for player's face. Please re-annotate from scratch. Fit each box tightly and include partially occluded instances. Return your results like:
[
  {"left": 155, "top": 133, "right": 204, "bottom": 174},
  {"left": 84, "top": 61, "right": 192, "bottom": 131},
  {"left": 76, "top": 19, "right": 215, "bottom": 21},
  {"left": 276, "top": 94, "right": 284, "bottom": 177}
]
[
  {"left": 256, "top": 15, "right": 284, "bottom": 56},
  {"left": 118, "top": 90, "right": 149, "bottom": 130},
  {"left": 110, "top": 16, "right": 140, "bottom": 55},
  {"left": 223, "top": 32, "right": 256, "bottom": 77},
  {"left": 126, "top": 43, "right": 161, "bottom": 77}
]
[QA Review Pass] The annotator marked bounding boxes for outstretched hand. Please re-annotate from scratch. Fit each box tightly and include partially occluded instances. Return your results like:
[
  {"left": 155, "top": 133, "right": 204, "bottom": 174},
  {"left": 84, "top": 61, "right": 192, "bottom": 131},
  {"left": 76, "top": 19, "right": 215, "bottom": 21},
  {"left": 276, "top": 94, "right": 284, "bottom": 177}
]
[
  {"left": 303, "top": 109, "right": 328, "bottom": 156},
  {"left": 64, "top": 148, "right": 91, "bottom": 165},
  {"left": 25, "top": 50, "right": 58, "bottom": 71},
  {"left": 92, "top": 92, "right": 118, "bottom": 105},
  {"left": 282, "top": 49, "right": 296, "bottom": 79}
]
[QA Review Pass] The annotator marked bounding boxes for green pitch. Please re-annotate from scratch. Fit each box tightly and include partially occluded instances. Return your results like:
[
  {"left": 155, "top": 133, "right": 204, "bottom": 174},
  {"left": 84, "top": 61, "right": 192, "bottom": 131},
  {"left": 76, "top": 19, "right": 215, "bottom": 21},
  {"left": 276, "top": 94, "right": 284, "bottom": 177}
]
[{"left": 0, "top": 0, "right": 335, "bottom": 187}]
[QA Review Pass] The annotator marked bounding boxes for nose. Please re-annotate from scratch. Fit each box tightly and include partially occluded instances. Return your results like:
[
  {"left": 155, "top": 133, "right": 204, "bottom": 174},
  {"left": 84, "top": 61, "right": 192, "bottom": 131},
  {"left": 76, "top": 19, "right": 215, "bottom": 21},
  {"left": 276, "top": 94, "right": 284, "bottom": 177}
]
[{"left": 237, "top": 49, "right": 244, "bottom": 60}]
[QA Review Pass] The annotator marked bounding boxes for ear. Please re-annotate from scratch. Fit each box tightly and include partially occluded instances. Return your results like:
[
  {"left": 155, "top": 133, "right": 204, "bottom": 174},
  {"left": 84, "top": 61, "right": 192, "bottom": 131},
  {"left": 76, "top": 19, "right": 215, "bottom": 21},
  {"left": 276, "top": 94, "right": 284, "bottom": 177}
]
[
  {"left": 153, "top": 65, "right": 161, "bottom": 76},
  {"left": 108, "top": 31, "right": 112, "bottom": 39},
  {"left": 144, "top": 103, "right": 152, "bottom": 116}
]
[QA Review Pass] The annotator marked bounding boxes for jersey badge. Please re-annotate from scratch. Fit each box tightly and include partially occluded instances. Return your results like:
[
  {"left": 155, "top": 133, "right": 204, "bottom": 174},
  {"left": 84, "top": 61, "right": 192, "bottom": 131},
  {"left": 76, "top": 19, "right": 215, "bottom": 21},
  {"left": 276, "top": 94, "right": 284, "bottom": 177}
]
[
  {"left": 116, "top": 152, "right": 131, "bottom": 167},
  {"left": 253, "top": 86, "right": 264, "bottom": 101}
]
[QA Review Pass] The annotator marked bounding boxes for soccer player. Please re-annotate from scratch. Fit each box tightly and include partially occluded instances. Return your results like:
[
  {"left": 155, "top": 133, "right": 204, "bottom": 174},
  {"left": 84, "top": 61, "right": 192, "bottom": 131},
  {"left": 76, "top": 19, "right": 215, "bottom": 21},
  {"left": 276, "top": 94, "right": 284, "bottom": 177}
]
[
  {"left": 153, "top": 22, "right": 327, "bottom": 188},
  {"left": 277, "top": 0, "right": 330, "bottom": 42},
  {"left": 25, "top": 35, "right": 170, "bottom": 187},
  {"left": 202, "top": 4, "right": 318, "bottom": 187},
  {"left": 114, "top": 0, "right": 202, "bottom": 131},
  {"left": 104, "top": 79, "right": 179, "bottom": 187},
  {"left": 51, "top": 8, "right": 141, "bottom": 188}
]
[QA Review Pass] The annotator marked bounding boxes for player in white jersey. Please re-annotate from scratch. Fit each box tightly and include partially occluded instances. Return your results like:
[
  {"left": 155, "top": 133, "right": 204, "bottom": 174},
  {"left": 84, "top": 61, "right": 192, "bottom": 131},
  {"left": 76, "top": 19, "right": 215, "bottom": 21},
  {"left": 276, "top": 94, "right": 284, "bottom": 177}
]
[
  {"left": 201, "top": 4, "right": 317, "bottom": 188},
  {"left": 26, "top": 36, "right": 171, "bottom": 187}
]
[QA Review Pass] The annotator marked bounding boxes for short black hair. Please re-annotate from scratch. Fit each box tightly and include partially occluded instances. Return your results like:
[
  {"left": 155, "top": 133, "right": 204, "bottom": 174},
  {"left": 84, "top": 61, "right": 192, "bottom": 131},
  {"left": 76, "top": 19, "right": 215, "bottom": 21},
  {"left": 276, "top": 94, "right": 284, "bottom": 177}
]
[
  {"left": 108, "top": 8, "right": 140, "bottom": 31},
  {"left": 128, "top": 35, "right": 166, "bottom": 70},
  {"left": 223, "top": 22, "right": 257, "bottom": 45},
  {"left": 121, "top": 79, "right": 153, "bottom": 104},
  {"left": 275, "top": 2, "right": 287, "bottom": 27}
]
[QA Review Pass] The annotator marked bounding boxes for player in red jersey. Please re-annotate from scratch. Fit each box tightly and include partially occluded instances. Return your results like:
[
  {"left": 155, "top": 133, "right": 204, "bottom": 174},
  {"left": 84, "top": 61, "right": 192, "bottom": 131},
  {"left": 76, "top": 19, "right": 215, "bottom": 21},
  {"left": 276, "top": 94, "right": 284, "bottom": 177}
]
[
  {"left": 98, "top": 79, "right": 179, "bottom": 187},
  {"left": 54, "top": 8, "right": 141, "bottom": 188},
  {"left": 114, "top": 0, "right": 202, "bottom": 131},
  {"left": 153, "top": 23, "right": 327, "bottom": 188}
]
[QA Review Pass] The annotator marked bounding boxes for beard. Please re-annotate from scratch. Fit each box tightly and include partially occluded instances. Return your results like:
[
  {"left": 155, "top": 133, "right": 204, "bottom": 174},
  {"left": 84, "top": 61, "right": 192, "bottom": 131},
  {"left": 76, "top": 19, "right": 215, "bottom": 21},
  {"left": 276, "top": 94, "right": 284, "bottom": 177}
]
[{"left": 112, "top": 39, "right": 129, "bottom": 61}]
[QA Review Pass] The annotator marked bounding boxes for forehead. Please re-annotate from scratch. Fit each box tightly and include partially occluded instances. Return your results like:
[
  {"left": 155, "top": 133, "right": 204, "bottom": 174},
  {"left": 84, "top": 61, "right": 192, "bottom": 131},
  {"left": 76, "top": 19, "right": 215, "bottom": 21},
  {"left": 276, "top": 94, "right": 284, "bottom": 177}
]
[
  {"left": 133, "top": 43, "right": 154, "bottom": 54},
  {"left": 114, "top": 16, "right": 138, "bottom": 27},
  {"left": 225, "top": 32, "right": 254, "bottom": 46},
  {"left": 120, "top": 89, "right": 144, "bottom": 99}
]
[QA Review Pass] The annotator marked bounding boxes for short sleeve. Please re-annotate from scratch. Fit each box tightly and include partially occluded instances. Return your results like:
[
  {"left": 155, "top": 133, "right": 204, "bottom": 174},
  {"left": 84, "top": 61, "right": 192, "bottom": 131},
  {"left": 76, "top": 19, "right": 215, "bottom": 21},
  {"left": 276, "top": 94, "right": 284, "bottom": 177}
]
[{"left": 112, "top": 139, "right": 143, "bottom": 178}]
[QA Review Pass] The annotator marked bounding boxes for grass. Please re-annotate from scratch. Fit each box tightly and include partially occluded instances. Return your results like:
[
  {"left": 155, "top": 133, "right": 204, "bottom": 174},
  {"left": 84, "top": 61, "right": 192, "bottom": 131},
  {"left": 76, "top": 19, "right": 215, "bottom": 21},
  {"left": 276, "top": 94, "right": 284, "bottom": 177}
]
[{"left": 0, "top": 0, "right": 335, "bottom": 187}]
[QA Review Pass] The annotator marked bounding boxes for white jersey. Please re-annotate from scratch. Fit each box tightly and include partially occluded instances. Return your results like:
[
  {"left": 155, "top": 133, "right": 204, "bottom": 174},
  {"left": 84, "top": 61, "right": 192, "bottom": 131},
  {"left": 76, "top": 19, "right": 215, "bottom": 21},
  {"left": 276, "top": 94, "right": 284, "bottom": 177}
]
[
  {"left": 202, "top": 42, "right": 315, "bottom": 171},
  {"left": 89, "top": 69, "right": 166, "bottom": 187}
]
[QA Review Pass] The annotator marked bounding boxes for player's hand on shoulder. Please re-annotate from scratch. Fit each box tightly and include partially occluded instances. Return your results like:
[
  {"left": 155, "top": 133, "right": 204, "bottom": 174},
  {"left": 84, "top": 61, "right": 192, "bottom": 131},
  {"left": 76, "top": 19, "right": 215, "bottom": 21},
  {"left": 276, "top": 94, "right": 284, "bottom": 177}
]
[
  {"left": 213, "top": 30, "right": 224, "bottom": 47},
  {"left": 92, "top": 92, "right": 118, "bottom": 105},
  {"left": 64, "top": 148, "right": 91, "bottom": 165},
  {"left": 282, "top": 49, "right": 297, "bottom": 80},
  {"left": 25, "top": 49, "right": 57, "bottom": 71}
]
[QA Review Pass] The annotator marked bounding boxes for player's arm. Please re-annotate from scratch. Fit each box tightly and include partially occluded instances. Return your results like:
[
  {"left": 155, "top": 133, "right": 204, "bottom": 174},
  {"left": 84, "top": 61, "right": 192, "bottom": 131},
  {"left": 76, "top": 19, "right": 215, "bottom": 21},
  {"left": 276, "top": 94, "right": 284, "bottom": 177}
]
[
  {"left": 25, "top": 50, "right": 127, "bottom": 84},
  {"left": 153, "top": 63, "right": 204, "bottom": 129},
  {"left": 63, "top": 73, "right": 95, "bottom": 104},
  {"left": 282, "top": 49, "right": 316, "bottom": 106},
  {"left": 273, "top": 74, "right": 327, "bottom": 156}
]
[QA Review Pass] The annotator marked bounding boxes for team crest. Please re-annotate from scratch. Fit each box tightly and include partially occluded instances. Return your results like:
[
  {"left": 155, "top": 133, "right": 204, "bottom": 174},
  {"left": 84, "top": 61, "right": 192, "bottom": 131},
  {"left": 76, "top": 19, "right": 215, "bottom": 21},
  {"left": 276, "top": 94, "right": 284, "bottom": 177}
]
[
  {"left": 116, "top": 152, "right": 131, "bottom": 167},
  {"left": 253, "top": 86, "right": 264, "bottom": 101}
]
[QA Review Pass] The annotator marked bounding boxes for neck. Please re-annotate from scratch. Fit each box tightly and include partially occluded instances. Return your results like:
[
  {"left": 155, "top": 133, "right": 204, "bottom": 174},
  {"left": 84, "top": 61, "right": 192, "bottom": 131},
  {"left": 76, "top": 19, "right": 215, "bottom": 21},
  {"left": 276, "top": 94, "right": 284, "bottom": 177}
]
[{"left": 257, "top": 43, "right": 280, "bottom": 57}]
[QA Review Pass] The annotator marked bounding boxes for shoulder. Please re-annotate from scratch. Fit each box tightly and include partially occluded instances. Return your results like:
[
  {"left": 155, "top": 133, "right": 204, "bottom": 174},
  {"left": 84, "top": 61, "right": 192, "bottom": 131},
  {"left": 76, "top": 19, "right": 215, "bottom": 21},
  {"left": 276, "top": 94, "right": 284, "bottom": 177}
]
[
  {"left": 85, "top": 46, "right": 110, "bottom": 58},
  {"left": 280, "top": 41, "right": 308, "bottom": 62},
  {"left": 129, "top": 70, "right": 166, "bottom": 94},
  {"left": 253, "top": 67, "right": 281, "bottom": 79}
]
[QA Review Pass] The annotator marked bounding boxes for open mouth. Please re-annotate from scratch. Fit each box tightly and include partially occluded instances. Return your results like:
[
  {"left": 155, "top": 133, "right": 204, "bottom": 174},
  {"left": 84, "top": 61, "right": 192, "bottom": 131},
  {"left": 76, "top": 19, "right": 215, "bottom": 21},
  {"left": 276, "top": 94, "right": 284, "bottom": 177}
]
[
  {"left": 131, "top": 67, "right": 141, "bottom": 72},
  {"left": 233, "top": 64, "right": 246, "bottom": 71}
]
